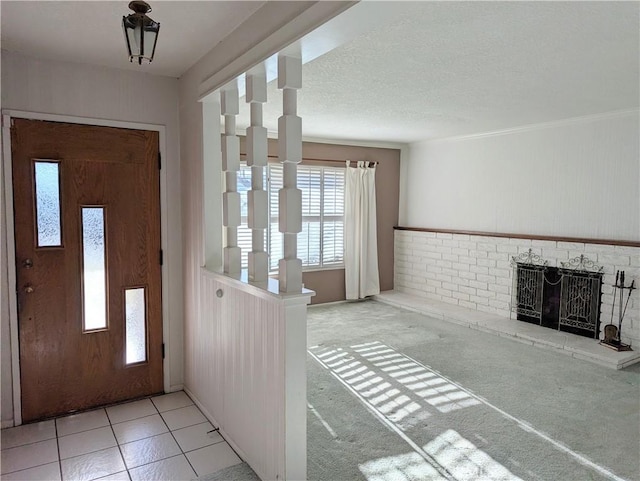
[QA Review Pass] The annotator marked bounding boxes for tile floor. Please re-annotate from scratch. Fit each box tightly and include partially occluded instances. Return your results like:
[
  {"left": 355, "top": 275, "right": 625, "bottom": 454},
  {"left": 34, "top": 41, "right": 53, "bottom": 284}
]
[{"left": 1, "top": 392, "right": 242, "bottom": 481}]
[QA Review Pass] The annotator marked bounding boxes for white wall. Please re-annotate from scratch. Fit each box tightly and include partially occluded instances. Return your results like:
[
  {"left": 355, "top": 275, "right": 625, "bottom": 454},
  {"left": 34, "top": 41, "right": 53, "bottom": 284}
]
[
  {"left": 0, "top": 50, "right": 183, "bottom": 424},
  {"left": 401, "top": 111, "right": 640, "bottom": 241}
]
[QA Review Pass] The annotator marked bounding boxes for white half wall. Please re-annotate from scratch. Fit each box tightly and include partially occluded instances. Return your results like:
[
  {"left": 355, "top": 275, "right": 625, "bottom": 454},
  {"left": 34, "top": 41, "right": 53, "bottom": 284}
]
[
  {"left": 188, "top": 271, "right": 310, "bottom": 481},
  {"left": 401, "top": 111, "right": 640, "bottom": 241},
  {"left": 0, "top": 50, "right": 184, "bottom": 425}
]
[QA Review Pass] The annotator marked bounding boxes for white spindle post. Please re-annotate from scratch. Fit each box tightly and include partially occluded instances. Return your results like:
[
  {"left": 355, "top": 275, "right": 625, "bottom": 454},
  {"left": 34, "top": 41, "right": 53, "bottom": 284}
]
[
  {"left": 246, "top": 69, "right": 269, "bottom": 282},
  {"left": 221, "top": 86, "right": 241, "bottom": 275},
  {"left": 277, "top": 55, "right": 303, "bottom": 293}
]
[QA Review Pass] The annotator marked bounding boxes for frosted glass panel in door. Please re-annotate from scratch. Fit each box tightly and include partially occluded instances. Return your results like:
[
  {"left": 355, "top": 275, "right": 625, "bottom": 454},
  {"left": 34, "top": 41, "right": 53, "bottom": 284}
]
[
  {"left": 34, "top": 161, "right": 62, "bottom": 247},
  {"left": 82, "top": 207, "right": 107, "bottom": 331},
  {"left": 125, "top": 288, "right": 147, "bottom": 364}
]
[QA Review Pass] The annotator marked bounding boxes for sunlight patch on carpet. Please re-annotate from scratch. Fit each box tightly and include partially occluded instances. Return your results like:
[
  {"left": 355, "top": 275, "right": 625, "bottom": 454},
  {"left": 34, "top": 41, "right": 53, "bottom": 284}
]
[
  {"left": 310, "top": 341, "right": 481, "bottom": 430},
  {"left": 358, "top": 429, "right": 523, "bottom": 481},
  {"left": 424, "top": 429, "right": 523, "bottom": 480},
  {"left": 359, "top": 451, "right": 448, "bottom": 481}
]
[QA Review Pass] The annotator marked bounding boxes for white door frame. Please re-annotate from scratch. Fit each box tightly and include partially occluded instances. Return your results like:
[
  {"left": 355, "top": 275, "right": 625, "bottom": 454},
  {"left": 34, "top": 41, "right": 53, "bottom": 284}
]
[{"left": 2, "top": 110, "right": 172, "bottom": 425}]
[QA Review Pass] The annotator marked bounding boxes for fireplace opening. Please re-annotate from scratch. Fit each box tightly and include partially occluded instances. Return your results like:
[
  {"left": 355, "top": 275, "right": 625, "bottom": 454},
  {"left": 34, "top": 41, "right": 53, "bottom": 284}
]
[
  {"left": 511, "top": 251, "right": 603, "bottom": 339},
  {"left": 541, "top": 267, "right": 561, "bottom": 330}
]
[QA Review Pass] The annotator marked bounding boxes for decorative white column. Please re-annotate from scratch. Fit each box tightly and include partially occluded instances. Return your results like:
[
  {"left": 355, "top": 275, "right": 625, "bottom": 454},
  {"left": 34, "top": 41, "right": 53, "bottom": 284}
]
[
  {"left": 277, "top": 55, "right": 303, "bottom": 293},
  {"left": 246, "top": 69, "right": 269, "bottom": 282},
  {"left": 202, "top": 101, "right": 223, "bottom": 271},
  {"left": 221, "top": 86, "right": 241, "bottom": 275}
]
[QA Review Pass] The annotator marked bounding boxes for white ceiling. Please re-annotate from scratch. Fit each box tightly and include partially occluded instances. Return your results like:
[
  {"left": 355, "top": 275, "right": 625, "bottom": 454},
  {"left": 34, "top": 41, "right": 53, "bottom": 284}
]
[
  {"left": 1, "top": 1, "right": 264, "bottom": 78},
  {"left": 2, "top": 1, "right": 638, "bottom": 143},
  {"left": 237, "top": 1, "right": 640, "bottom": 143}
]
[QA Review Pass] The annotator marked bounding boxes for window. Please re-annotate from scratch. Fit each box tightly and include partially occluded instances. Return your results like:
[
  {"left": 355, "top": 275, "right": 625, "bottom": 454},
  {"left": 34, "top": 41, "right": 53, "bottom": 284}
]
[
  {"left": 34, "top": 160, "right": 62, "bottom": 247},
  {"left": 81, "top": 206, "right": 107, "bottom": 331},
  {"left": 125, "top": 287, "right": 147, "bottom": 364},
  {"left": 237, "top": 166, "right": 255, "bottom": 269},
  {"left": 237, "top": 163, "right": 345, "bottom": 271}
]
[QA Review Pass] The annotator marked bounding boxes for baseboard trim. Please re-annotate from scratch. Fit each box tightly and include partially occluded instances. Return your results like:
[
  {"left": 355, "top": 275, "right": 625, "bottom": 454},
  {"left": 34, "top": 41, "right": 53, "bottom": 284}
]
[
  {"left": 2, "top": 419, "right": 15, "bottom": 429},
  {"left": 309, "top": 299, "right": 349, "bottom": 307}
]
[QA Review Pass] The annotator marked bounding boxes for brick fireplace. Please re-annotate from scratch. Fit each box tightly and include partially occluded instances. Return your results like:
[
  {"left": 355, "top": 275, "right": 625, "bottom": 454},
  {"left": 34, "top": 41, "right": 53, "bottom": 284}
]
[{"left": 394, "top": 228, "right": 639, "bottom": 347}]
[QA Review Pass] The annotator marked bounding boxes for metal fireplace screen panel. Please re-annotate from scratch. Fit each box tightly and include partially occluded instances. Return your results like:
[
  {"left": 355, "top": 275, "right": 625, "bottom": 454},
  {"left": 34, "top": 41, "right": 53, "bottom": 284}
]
[
  {"left": 559, "top": 271, "right": 602, "bottom": 338},
  {"left": 512, "top": 264, "right": 545, "bottom": 321}
]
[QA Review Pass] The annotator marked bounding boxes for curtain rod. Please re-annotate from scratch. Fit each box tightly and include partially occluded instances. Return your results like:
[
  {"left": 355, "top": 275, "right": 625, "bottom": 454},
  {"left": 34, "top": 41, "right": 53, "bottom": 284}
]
[{"left": 240, "top": 153, "right": 378, "bottom": 165}]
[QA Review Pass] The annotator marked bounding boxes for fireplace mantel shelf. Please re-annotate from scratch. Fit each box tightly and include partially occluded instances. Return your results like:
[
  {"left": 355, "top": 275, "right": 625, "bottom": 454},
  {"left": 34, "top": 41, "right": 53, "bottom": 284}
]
[
  {"left": 393, "top": 226, "right": 640, "bottom": 247},
  {"left": 375, "top": 291, "right": 640, "bottom": 370}
]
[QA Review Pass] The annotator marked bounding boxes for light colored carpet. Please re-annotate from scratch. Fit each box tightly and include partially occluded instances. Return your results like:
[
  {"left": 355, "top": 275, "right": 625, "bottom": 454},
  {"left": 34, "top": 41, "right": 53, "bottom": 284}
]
[{"left": 306, "top": 300, "right": 640, "bottom": 481}]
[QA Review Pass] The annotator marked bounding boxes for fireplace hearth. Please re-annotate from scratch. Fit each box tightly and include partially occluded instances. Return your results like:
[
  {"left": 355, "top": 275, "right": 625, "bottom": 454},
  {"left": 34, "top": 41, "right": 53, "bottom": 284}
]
[{"left": 511, "top": 250, "right": 603, "bottom": 339}]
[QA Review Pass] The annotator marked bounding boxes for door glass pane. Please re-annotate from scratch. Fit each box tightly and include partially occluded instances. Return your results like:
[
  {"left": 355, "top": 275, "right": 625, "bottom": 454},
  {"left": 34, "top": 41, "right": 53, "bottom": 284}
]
[
  {"left": 34, "top": 161, "right": 62, "bottom": 247},
  {"left": 125, "top": 288, "right": 147, "bottom": 364},
  {"left": 82, "top": 207, "right": 107, "bottom": 331}
]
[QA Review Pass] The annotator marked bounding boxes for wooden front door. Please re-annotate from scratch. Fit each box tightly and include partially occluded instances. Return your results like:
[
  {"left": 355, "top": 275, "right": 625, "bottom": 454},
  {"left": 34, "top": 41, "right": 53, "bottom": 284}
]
[{"left": 11, "top": 119, "right": 163, "bottom": 423}]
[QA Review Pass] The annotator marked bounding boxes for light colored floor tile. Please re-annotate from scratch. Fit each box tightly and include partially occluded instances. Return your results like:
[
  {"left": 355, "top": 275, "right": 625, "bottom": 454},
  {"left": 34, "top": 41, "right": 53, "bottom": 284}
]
[
  {"left": 128, "top": 455, "right": 196, "bottom": 481},
  {"left": 60, "top": 446, "right": 125, "bottom": 481},
  {"left": 93, "top": 471, "right": 130, "bottom": 481},
  {"left": 150, "top": 392, "right": 193, "bottom": 413},
  {"left": 106, "top": 400, "right": 157, "bottom": 425},
  {"left": 0, "top": 462, "right": 61, "bottom": 481},
  {"left": 160, "top": 406, "right": 206, "bottom": 431},
  {"left": 1, "top": 421, "right": 56, "bottom": 450},
  {"left": 185, "top": 442, "right": 241, "bottom": 477},
  {"left": 120, "top": 433, "right": 181, "bottom": 469},
  {"left": 0, "top": 439, "right": 58, "bottom": 475},
  {"left": 172, "top": 422, "right": 222, "bottom": 453},
  {"left": 58, "top": 426, "right": 117, "bottom": 460},
  {"left": 112, "top": 415, "right": 168, "bottom": 445},
  {"left": 56, "top": 409, "right": 109, "bottom": 437}
]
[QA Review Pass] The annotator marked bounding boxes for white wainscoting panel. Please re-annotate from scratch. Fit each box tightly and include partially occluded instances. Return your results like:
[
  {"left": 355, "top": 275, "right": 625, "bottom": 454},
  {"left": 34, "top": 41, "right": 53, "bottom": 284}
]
[{"left": 186, "top": 269, "right": 311, "bottom": 480}]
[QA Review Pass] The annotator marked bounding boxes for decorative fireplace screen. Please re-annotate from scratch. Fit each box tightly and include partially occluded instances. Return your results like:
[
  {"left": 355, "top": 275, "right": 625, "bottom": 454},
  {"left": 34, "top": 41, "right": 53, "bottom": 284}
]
[
  {"left": 511, "top": 251, "right": 603, "bottom": 339},
  {"left": 511, "top": 249, "right": 548, "bottom": 324},
  {"left": 558, "top": 255, "right": 604, "bottom": 337}
]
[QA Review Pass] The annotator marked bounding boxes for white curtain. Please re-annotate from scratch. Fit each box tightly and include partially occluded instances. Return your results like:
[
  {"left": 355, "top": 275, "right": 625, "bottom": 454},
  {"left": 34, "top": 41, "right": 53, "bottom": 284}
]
[{"left": 345, "top": 160, "right": 380, "bottom": 300}]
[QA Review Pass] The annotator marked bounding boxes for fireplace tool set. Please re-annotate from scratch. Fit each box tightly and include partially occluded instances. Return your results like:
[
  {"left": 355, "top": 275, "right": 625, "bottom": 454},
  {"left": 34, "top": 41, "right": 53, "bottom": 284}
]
[{"left": 600, "top": 270, "right": 635, "bottom": 351}]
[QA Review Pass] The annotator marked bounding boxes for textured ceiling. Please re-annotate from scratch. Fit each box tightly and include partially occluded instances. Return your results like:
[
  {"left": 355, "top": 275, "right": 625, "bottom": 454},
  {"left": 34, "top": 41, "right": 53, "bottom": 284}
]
[
  {"left": 0, "top": 1, "right": 265, "bottom": 78},
  {"left": 3, "top": 2, "right": 637, "bottom": 142},
  {"left": 237, "top": 1, "right": 640, "bottom": 143}
]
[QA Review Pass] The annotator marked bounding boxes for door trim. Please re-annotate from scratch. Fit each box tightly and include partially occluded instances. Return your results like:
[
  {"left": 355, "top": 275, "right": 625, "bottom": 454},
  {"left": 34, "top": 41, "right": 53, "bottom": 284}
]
[{"left": 2, "top": 110, "right": 174, "bottom": 425}]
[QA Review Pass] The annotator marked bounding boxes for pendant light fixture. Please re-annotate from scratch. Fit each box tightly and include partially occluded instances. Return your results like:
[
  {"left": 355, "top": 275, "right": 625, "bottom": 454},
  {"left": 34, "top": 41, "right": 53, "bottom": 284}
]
[{"left": 122, "top": 1, "right": 160, "bottom": 65}]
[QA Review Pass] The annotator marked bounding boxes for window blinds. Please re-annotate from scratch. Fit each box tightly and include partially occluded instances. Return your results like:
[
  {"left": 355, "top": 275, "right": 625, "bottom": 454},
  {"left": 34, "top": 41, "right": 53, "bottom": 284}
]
[{"left": 238, "top": 163, "right": 345, "bottom": 271}]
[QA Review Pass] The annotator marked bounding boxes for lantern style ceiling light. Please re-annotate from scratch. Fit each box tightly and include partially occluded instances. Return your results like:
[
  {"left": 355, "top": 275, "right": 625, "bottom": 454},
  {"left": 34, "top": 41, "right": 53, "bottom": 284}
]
[{"left": 122, "top": 1, "right": 160, "bottom": 65}]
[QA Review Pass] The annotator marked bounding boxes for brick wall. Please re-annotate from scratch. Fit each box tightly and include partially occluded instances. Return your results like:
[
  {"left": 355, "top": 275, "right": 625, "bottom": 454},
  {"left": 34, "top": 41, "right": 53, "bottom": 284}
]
[{"left": 394, "top": 230, "right": 640, "bottom": 346}]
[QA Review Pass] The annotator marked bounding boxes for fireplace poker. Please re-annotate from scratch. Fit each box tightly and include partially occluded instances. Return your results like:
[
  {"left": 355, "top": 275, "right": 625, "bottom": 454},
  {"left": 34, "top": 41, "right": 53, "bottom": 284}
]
[
  {"left": 621, "top": 279, "right": 635, "bottom": 326},
  {"left": 610, "top": 270, "right": 619, "bottom": 325},
  {"left": 618, "top": 271, "right": 625, "bottom": 340}
]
